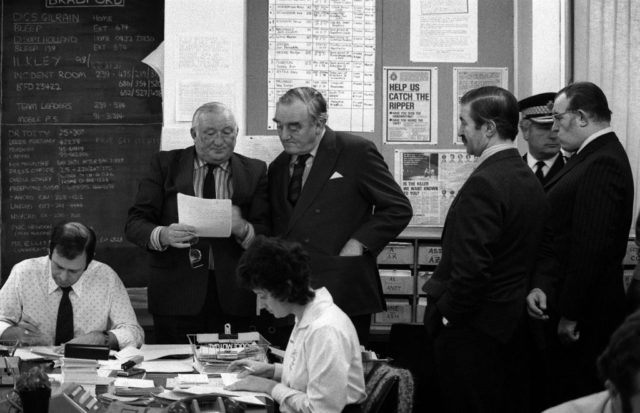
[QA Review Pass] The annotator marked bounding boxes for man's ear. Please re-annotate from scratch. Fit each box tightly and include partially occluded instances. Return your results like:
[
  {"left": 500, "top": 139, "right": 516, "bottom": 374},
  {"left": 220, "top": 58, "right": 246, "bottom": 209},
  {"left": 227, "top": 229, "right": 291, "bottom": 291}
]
[
  {"left": 576, "top": 109, "right": 589, "bottom": 126},
  {"left": 190, "top": 128, "right": 197, "bottom": 139},
  {"left": 484, "top": 120, "right": 497, "bottom": 138}
]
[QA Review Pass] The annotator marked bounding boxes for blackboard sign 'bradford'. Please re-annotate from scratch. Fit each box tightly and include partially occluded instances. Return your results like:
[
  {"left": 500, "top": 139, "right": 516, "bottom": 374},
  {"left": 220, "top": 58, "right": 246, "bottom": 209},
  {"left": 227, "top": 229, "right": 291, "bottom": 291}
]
[{"left": 1, "top": 0, "right": 164, "bottom": 286}]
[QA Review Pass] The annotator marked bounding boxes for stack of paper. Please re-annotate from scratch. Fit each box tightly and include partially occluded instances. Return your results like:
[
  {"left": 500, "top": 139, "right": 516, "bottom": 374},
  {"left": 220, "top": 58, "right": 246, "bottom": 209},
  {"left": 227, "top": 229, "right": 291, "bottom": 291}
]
[{"left": 61, "top": 358, "right": 108, "bottom": 384}]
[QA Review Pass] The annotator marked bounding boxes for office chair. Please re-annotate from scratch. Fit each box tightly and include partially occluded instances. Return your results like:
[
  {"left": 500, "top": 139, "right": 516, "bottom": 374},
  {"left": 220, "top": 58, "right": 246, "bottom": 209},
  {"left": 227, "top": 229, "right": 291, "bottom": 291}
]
[{"left": 361, "top": 362, "right": 413, "bottom": 413}]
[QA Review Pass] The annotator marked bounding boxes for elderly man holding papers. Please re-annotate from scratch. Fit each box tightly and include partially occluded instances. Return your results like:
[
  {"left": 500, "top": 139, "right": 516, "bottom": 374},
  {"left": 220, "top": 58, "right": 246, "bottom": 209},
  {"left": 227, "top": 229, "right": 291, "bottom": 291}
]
[{"left": 125, "top": 102, "right": 270, "bottom": 343}]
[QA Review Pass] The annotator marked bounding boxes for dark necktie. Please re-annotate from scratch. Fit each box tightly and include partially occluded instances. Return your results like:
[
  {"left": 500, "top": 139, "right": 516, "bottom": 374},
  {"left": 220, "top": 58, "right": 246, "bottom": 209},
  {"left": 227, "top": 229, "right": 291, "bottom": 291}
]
[
  {"left": 288, "top": 154, "right": 311, "bottom": 205},
  {"left": 203, "top": 164, "right": 217, "bottom": 199},
  {"left": 55, "top": 287, "right": 74, "bottom": 345},
  {"left": 535, "top": 161, "right": 545, "bottom": 182}
]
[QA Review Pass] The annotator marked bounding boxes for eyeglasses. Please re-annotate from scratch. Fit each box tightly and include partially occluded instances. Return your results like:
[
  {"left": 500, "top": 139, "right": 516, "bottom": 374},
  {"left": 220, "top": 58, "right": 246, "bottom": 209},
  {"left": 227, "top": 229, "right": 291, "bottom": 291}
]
[
  {"left": 552, "top": 110, "right": 578, "bottom": 122},
  {"left": 188, "top": 237, "right": 203, "bottom": 269}
]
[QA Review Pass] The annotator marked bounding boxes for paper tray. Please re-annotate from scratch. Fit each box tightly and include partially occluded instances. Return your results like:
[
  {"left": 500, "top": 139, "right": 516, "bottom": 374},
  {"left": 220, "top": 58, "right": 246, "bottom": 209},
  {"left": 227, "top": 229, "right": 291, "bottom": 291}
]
[{"left": 187, "top": 332, "right": 269, "bottom": 374}]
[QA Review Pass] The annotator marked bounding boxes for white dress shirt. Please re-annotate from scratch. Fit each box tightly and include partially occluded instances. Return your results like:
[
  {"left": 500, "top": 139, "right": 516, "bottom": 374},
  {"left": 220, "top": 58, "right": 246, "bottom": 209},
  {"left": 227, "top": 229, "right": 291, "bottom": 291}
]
[
  {"left": 271, "top": 288, "right": 366, "bottom": 413},
  {"left": 0, "top": 256, "right": 144, "bottom": 348},
  {"left": 577, "top": 126, "right": 614, "bottom": 154},
  {"left": 149, "top": 156, "right": 255, "bottom": 252},
  {"left": 526, "top": 153, "right": 561, "bottom": 177}
]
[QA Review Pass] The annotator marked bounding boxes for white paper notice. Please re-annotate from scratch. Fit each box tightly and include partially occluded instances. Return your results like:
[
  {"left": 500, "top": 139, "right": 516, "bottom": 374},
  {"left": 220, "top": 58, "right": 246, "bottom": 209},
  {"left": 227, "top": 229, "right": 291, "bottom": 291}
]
[
  {"left": 410, "top": 0, "right": 478, "bottom": 62},
  {"left": 452, "top": 67, "right": 508, "bottom": 144},
  {"left": 383, "top": 67, "right": 438, "bottom": 144},
  {"left": 235, "top": 135, "right": 283, "bottom": 165},
  {"left": 178, "top": 34, "right": 232, "bottom": 73},
  {"left": 176, "top": 80, "right": 236, "bottom": 122},
  {"left": 267, "top": 0, "right": 376, "bottom": 132},
  {"left": 161, "top": 125, "right": 192, "bottom": 151},
  {"left": 177, "top": 194, "right": 232, "bottom": 237}
]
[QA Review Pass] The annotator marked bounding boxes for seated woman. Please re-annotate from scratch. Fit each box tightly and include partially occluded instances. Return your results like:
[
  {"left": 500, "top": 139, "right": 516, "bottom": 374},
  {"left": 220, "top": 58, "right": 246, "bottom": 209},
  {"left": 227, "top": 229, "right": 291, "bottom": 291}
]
[{"left": 226, "top": 236, "right": 366, "bottom": 413}]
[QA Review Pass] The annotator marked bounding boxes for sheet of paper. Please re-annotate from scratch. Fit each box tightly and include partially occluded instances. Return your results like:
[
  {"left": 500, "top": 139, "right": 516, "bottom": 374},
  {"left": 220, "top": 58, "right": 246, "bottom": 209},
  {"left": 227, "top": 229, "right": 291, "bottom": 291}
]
[
  {"left": 139, "top": 360, "right": 194, "bottom": 373},
  {"left": 139, "top": 344, "right": 193, "bottom": 361},
  {"left": 176, "top": 80, "right": 235, "bottom": 122},
  {"left": 177, "top": 193, "right": 232, "bottom": 237},
  {"left": 220, "top": 372, "right": 240, "bottom": 387},
  {"left": 26, "top": 346, "right": 61, "bottom": 359},
  {"left": 234, "top": 135, "right": 283, "bottom": 165},
  {"left": 177, "top": 373, "right": 209, "bottom": 385},
  {"left": 114, "top": 378, "right": 155, "bottom": 388},
  {"left": 100, "top": 393, "right": 141, "bottom": 403},
  {"left": 410, "top": 0, "right": 478, "bottom": 62},
  {"left": 14, "top": 348, "right": 47, "bottom": 361},
  {"left": 233, "top": 395, "right": 266, "bottom": 406},
  {"left": 161, "top": 125, "right": 192, "bottom": 151},
  {"left": 115, "top": 346, "right": 143, "bottom": 360}
]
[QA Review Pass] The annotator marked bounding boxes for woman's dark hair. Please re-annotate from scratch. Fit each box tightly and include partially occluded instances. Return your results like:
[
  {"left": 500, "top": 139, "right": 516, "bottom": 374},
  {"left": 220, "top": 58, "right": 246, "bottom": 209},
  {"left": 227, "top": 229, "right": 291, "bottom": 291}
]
[
  {"left": 48, "top": 221, "right": 96, "bottom": 269},
  {"left": 597, "top": 312, "right": 640, "bottom": 413},
  {"left": 236, "top": 236, "right": 315, "bottom": 305}
]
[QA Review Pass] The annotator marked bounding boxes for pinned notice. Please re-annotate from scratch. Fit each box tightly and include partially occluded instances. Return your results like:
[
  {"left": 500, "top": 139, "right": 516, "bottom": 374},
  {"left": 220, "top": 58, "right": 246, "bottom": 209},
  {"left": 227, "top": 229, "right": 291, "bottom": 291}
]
[{"left": 177, "top": 193, "right": 232, "bottom": 237}]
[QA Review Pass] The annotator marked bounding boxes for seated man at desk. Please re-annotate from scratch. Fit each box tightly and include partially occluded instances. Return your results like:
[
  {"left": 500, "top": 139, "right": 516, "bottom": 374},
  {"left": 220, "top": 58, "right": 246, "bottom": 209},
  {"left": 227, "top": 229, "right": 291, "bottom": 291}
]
[
  {"left": 226, "top": 236, "right": 366, "bottom": 413},
  {"left": 0, "top": 221, "right": 144, "bottom": 350}
]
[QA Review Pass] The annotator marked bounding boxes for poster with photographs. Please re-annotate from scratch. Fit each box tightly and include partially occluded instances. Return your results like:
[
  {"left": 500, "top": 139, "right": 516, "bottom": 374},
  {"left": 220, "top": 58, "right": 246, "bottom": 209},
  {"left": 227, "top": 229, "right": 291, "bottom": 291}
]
[{"left": 394, "top": 149, "right": 477, "bottom": 226}]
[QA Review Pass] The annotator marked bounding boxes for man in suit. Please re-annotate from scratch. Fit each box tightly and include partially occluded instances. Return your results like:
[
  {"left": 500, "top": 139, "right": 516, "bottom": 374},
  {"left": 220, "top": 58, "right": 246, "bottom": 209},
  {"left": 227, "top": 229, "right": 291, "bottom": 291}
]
[
  {"left": 519, "top": 92, "right": 565, "bottom": 185},
  {"left": 527, "top": 82, "right": 634, "bottom": 403},
  {"left": 423, "top": 86, "right": 551, "bottom": 413},
  {"left": 268, "top": 86, "right": 412, "bottom": 345},
  {"left": 125, "top": 102, "right": 269, "bottom": 343}
]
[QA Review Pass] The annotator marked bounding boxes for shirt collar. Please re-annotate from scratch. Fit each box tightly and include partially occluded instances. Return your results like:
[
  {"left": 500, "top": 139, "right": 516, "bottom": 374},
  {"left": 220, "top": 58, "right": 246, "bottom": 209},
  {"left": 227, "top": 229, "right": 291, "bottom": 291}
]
[
  {"left": 478, "top": 141, "right": 516, "bottom": 165},
  {"left": 194, "top": 155, "right": 230, "bottom": 173},
  {"left": 577, "top": 126, "right": 613, "bottom": 154},
  {"left": 527, "top": 152, "right": 560, "bottom": 169},
  {"left": 46, "top": 260, "right": 87, "bottom": 296},
  {"left": 296, "top": 287, "right": 333, "bottom": 329}
]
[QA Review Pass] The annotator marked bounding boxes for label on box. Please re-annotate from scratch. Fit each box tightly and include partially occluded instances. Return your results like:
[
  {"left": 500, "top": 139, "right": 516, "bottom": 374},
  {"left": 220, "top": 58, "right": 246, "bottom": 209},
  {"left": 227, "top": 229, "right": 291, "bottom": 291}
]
[
  {"left": 379, "top": 269, "right": 413, "bottom": 294},
  {"left": 374, "top": 299, "right": 411, "bottom": 324},
  {"left": 418, "top": 245, "right": 442, "bottom": 265}
]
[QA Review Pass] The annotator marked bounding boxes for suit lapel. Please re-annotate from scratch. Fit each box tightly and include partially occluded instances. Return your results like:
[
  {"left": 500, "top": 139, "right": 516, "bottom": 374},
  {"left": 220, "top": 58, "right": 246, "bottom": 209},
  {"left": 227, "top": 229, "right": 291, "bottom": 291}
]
[
  {"left": 544, "top": 133, "right": 617, "bottom": 190},
  {"left": 272, "top": 152, "right": 294, "bottom": 217},
  {"left": 230, "top": 153, "right": 247, "bottom": 203},
  {"left": 176, "top": 147, "right": 196, "bottom": 196},
  {"left": 543, "top": 154, "right": 565, "bottom": 184},
  {"left": 286, "top": 127, "right": 340, "bottom": 232}
]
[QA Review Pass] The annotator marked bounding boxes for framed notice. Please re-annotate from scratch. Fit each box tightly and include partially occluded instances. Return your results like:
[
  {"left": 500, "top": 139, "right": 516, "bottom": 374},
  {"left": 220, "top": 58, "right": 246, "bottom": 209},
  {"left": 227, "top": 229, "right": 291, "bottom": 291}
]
[
  {"left": 383, "top": 67, "right": 438, "bottom": 144},
  {"left": 453, "top": 67, "right": 508, "bottom": 144}
]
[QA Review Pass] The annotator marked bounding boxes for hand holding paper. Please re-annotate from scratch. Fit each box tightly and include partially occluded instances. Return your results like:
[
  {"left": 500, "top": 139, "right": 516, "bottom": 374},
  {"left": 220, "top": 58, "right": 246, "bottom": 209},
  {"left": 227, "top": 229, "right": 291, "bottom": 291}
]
[
  {"left": 159, "top": 223, "right": 198, "bottom": 248},
  {"left": 177, "top": 193, "right": 232, "bottom": 237}
]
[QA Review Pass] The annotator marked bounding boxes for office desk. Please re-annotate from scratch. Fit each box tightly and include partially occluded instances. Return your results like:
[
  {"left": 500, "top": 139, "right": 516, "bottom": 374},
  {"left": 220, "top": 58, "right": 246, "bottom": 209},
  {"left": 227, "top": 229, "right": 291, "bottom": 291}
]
[{"left": 0, "top": 359, "right": 274, "bottom": 413}]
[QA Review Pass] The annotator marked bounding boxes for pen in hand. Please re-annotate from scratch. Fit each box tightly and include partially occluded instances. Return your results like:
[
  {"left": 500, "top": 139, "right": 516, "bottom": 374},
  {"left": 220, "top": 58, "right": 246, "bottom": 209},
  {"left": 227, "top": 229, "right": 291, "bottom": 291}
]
[{"left": 243, "top": 366, "right": 255, "bottom": 373}]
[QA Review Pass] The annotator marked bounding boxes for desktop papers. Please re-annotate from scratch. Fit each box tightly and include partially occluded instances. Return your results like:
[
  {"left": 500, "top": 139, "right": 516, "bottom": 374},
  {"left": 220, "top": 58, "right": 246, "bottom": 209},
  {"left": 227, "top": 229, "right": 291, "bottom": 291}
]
[{"left": 177, "top": 193, "right": 231, "bottom": 237}]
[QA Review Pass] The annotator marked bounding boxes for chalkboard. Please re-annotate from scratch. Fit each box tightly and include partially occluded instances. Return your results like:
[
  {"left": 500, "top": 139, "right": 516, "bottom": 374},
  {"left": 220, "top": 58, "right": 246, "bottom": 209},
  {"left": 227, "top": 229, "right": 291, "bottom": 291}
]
[{"left": 1, "top": 0, "right": 164, "bottom": 286}]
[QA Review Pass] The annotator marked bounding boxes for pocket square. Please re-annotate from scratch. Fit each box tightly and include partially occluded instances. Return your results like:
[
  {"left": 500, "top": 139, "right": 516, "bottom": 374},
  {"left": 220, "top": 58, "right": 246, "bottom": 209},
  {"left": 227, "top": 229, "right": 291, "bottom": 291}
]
[{"left": 330, "top": 172, "right": 343, "bottom": 180}]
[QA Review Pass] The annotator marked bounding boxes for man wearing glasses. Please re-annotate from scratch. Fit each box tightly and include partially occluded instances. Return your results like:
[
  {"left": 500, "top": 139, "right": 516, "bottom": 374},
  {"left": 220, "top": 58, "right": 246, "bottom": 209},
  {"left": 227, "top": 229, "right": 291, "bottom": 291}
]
[
  {"left": 126, "top": 102, "right": 269, "bottom": 344},
  {"left": 267, "top": 87, "right": 412, "bottom": 347},
  {"left": 527, "top": 82, "right": 634, "bottom": 406}
]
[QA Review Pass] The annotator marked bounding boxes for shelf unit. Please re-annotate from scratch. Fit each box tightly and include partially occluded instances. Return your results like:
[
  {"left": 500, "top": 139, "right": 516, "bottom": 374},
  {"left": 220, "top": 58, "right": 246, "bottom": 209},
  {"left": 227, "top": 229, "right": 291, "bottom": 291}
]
[{"left": 371, "top": 229, "right": 639, "bottom": 339}]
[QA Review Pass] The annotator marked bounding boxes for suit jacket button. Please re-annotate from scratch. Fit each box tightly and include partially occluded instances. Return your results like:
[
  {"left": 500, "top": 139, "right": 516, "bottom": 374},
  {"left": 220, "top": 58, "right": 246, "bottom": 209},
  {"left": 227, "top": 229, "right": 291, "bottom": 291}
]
[
  {"left": 304, "top": 238, "right": 310, "bottom": 243},
  {"left": 314, "top": 209, "right": 320, "bottom": 213}
]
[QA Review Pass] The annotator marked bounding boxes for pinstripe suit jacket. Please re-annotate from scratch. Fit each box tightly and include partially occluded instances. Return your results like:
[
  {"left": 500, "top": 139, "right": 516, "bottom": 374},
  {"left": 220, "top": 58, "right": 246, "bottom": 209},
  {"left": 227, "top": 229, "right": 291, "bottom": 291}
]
[{"left": 535, "top": 132, "right": 634, "bottom": 346}]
